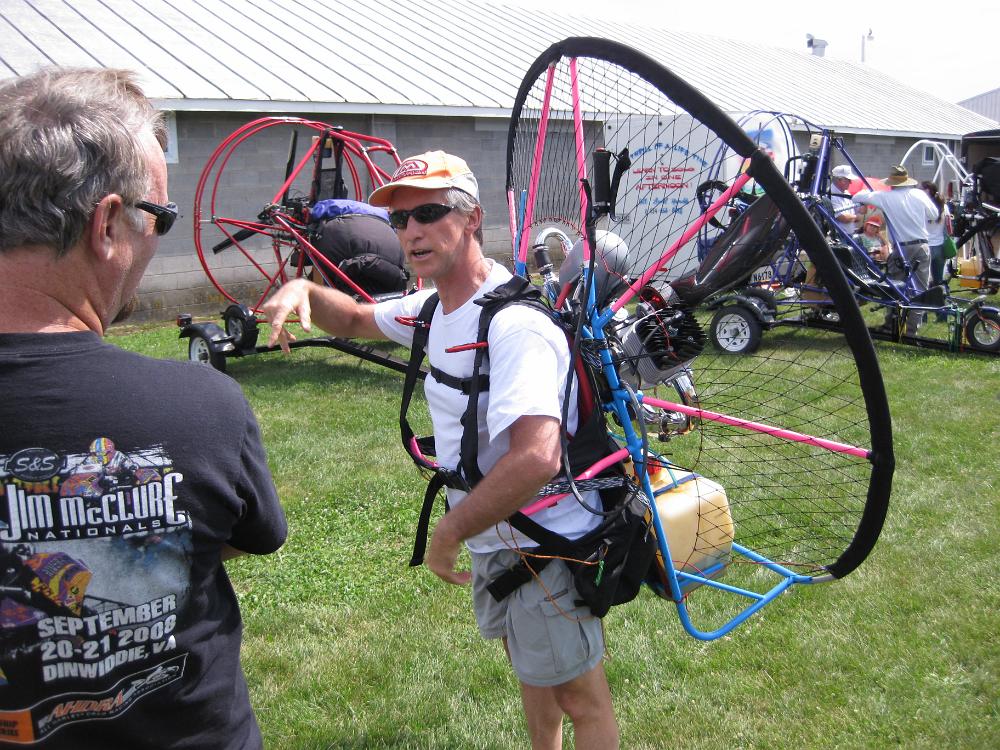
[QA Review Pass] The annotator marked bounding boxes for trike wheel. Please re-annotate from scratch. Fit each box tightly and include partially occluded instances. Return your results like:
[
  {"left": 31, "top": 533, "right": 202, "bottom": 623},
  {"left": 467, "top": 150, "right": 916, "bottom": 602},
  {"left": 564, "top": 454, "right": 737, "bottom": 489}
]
[
  {"left": 188, "top": 335, "right": 227, "bottom": 372},
  {"left": 963, "top": 309, "right": 1000, "bottom": 352},
  {"left": 223, "top": 304, "right": 259, "bottom": 350},
  {"left": 710, "top": 305, "right": 762, "bottom": 354}
]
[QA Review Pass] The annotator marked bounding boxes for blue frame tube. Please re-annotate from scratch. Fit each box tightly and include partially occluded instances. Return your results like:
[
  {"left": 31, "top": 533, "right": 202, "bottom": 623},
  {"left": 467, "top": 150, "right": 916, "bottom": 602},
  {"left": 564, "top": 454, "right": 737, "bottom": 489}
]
[{"left": 513, "top": 190, "right": 528, "bottom": 278}]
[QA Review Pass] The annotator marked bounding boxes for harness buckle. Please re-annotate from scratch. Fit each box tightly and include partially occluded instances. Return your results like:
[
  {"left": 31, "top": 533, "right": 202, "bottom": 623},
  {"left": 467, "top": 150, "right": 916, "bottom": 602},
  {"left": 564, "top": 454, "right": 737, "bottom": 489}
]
[{"left": 396, "top": 315, "right": 430, "bottom": 329}]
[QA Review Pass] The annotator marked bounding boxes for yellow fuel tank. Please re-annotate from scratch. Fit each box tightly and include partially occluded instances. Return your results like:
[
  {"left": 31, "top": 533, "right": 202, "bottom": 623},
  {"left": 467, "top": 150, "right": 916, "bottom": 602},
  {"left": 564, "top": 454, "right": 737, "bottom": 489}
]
[{"left": 636, "top": 460, "right": 734, "bottom": 597}]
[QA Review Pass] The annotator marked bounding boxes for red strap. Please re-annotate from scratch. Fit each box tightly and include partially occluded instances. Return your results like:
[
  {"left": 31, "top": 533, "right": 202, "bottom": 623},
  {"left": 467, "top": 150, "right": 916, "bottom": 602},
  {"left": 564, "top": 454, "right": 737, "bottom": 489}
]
[
  {"left": 445, "top": 341, "right": 488, "bottom": 353},
  {"left": 574, "top": 341, "right": 594, "bottom": 423}
]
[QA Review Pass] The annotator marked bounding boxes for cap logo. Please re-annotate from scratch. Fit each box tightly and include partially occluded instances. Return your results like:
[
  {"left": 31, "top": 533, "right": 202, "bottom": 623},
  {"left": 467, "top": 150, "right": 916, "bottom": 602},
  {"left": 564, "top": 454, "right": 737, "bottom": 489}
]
[{"left": 392, "top": 159, "right": 429, "bottom": 180}]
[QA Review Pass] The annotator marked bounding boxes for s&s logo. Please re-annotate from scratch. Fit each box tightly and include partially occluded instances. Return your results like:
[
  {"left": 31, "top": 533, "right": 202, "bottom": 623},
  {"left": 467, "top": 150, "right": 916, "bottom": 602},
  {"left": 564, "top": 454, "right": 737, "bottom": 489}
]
[{"left": 6, "top": 447, "right": 61, "bottom": 482}]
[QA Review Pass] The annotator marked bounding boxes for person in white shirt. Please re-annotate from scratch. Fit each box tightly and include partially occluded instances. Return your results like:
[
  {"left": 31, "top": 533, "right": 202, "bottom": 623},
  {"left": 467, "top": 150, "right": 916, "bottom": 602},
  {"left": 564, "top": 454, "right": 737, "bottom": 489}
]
[
  {"left": 830, "top": 164, "right": 862, "bottom": 235},
  {"left": 920, "top": 181, "right": 953, "bottom": 286},
  {"left": 261, "top": 151, "right": 620, "bottom": 750}
]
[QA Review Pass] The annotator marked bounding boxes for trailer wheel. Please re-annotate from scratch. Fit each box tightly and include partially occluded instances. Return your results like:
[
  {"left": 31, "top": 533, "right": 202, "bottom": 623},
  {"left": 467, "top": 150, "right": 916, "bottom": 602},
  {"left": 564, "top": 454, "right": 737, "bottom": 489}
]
[
  {"left": 189, "top": 335, "right": 227, "bottom": 372},
  {"left": 223, "top": 303, "right": 259, "bottom": 350},
  {"left": 963, "top": 309, "right": 1000, "bottom": 352},
  {"left": 710, "top": 305, "right": 762, "bottom": 354}
]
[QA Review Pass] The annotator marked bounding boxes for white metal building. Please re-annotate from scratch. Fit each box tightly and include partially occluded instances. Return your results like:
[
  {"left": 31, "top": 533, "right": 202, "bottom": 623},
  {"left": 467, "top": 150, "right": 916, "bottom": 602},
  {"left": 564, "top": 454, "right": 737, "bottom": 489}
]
[{"left": 959, "top": 87, "right": 1000, "bottom": 124}]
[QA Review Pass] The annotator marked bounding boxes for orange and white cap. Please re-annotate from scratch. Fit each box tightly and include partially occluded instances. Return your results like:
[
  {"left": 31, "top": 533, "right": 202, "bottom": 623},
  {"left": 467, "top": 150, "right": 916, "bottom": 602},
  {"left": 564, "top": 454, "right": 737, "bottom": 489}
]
[{"left": 369, "top": 151, "right": 479, "bottom": 207}]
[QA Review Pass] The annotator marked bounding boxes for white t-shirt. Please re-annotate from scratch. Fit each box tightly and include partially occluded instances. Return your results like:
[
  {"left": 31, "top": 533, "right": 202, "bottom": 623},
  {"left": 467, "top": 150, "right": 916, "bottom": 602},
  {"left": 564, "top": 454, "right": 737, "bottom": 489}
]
[
  {"left": 374, "top": 260, "right": 602, "bottom": 553},
  {"left": 831, "top": 193, "right": 861, "bottom": 235},
  {"left": 926, "top": 204, "right": 951, "bottom": 245},
  {"left": 855, "top": 187, "right": 938, "bottom": 243}
]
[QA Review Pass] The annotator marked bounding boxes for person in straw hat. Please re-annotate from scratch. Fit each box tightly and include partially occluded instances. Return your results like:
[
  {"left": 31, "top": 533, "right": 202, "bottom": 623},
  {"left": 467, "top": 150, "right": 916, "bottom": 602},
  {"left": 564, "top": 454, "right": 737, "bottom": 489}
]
[{"left": 854, "top": 166, "right": 939, "bottom": 335}]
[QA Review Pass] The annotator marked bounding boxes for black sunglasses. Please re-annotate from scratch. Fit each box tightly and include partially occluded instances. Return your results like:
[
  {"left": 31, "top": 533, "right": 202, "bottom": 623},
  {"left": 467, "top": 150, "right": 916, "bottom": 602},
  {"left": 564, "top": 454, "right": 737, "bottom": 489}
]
[
  {"left": 387, "top": 203, "right": 452, "bottom": 231},
  {"left": 135, "top": 200, "right": 178, "bottom": 236}
]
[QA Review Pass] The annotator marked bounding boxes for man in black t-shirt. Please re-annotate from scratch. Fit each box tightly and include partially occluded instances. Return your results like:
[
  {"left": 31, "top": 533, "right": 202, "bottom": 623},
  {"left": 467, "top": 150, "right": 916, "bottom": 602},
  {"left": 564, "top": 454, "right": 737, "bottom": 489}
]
[{"left": 0, "top": 68, "right": 286, "bottom": 749}]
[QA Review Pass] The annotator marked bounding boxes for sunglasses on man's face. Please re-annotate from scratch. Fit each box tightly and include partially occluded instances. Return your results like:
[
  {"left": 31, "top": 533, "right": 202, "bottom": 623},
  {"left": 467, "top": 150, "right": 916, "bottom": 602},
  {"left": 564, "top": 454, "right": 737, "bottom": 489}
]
[
  {"left": 135, "top": 200, "right": 178, "bottom": 236},
  {"left": 387, "top": 203, "right": 453, "bottom": 231}
]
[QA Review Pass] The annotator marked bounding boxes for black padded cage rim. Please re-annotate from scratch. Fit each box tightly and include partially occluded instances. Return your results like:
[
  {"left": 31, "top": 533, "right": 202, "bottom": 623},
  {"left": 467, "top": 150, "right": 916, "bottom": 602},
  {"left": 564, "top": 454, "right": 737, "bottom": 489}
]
[{"left": 505, "top": 36, "right": 893, "bottom": 580}]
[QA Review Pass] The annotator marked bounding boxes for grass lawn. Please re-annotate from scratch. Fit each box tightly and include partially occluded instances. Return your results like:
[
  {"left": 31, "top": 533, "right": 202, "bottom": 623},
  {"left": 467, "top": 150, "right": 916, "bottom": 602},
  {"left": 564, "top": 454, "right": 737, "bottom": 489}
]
[{"left": 111, "top": 321, "right": 998, "bottom": 749}]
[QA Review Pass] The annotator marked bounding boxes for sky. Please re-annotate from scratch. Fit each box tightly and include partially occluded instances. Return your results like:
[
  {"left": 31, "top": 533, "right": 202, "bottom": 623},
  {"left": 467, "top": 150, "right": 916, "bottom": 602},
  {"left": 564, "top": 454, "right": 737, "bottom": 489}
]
[{"left": 500, "top": 0, "right": 998, "bottom": 104}]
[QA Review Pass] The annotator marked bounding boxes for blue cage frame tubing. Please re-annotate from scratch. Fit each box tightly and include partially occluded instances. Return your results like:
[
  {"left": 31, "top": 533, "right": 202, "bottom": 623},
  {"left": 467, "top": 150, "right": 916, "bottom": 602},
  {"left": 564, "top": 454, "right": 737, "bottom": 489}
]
[
  {"left": 513, "top": 190, "right": 529, "bottom": 278},
  {"left": 754, "top": 199, "right": 912, "bottom": 311},
  {"left": 590, "top": 277, "right": 818, "bottom": 640},
  {"left": 815, "top": 204, "right": 914, "bottom": 301},
  {"left": 805, "top": 201, "right": 909, "bottom": 300}
]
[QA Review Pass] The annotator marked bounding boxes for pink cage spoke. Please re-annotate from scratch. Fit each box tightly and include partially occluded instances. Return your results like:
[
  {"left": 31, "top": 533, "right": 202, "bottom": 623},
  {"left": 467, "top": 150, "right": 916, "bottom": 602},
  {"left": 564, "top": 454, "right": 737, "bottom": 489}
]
[
  {"left": 643, "top": 396, "right": 871, "bottom": 459},
  {"left": 521, "top": 447, "right": 632, "bottom": 516},
  {"left": 570, "top": 57, "right": 590, "bottom": 260},
  {"left": 516, "top": 63, "right": 557, "bottom": 269},
  {"left": 613, "top": 171, "right": 754, "bottom": 312}
]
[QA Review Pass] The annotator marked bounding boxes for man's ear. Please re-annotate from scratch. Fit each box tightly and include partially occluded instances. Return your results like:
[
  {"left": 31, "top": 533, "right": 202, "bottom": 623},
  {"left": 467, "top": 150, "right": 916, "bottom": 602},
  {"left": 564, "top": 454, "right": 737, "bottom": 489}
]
[
  {"left": 465, "top": 205, "right": 483, "bottom": 235},
  {"left": 88, "top": 194, "right": 126, "bottom": 261}
]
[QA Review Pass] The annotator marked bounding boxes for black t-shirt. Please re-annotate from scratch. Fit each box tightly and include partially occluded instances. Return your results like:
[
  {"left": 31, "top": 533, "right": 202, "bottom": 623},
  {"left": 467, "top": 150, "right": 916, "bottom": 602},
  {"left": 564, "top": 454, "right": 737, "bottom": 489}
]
[{"left": 0, "top": 333, "right": 286, "bottom": 749}]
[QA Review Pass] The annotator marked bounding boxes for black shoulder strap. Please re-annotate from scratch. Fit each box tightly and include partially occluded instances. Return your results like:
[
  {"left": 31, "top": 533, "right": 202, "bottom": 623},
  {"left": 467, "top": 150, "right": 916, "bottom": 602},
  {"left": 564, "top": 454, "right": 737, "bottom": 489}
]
[
  {"left": 458, "top": 276, "right": 553, "bottom": 485},
  {"left": 475, "top": 274, "right": 546, "bottom": 314},
  {"left": 399, "top": 292, "right": 439, "bottom": 459},
  {"left": 400, "top": 291, "right": 453, "bottom": 569},
  {"left": 456, "top": 302, "right": 493, "bottom": 486}
]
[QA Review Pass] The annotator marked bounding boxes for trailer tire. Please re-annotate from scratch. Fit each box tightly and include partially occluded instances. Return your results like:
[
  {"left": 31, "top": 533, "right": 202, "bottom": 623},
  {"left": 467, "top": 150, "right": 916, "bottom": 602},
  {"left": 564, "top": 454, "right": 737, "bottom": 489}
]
[
  {"left": 710, "top": 305, "right": 762, "bottom": 354},
  {"left": 963, "top": 309, "right": 1000, "bottom": 352},
  {"left": 189, "top": 335, "right": 227, "bottom": 372},
  {"left": 223, "top": 303, "right": 259, "bottom": 350}
]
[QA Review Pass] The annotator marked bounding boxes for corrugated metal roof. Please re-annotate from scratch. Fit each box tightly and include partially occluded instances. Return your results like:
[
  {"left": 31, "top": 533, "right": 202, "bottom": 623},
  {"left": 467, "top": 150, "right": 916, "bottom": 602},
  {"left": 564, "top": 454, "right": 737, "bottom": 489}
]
[
  {"left": 1, "top": 0, "right": 995, "bottom": 137},
  {"left": 959, "top": 87, "right": 1000, "bottom": 124}
]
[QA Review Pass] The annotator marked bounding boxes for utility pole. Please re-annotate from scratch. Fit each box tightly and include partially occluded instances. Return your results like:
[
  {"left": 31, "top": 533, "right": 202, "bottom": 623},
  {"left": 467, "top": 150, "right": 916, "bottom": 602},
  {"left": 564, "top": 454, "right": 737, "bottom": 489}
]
[{"left": 861, "top": 29, "right": 874, "bottom": 63}]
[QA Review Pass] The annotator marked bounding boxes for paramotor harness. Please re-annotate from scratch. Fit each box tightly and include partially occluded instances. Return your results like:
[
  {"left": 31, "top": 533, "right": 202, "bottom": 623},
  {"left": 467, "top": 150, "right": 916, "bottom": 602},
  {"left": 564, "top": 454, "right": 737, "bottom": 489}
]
[{"left": 397, "top": 275, "right": 656, "bottom": 616}]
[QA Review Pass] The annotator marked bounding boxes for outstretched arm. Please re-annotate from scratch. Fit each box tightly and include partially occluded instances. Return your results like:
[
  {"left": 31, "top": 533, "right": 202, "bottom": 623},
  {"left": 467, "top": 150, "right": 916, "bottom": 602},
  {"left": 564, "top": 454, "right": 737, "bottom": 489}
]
[{"left": 260, "top": 278, "right": 384, "bottom": 352}]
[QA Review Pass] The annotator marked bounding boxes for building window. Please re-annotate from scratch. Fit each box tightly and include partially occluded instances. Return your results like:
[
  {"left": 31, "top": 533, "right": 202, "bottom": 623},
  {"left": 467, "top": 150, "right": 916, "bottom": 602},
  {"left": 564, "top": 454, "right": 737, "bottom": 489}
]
[
  {"left": 922, "top": 145, "right": 935, "bottom": 166},
  {"left": 162, "top": 111, "right": 179, "bottom": 164}
]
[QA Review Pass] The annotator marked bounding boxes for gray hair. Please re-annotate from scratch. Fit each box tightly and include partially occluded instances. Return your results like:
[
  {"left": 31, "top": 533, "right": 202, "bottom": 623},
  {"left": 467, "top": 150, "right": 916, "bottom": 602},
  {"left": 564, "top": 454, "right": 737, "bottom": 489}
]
[
  {"left": 0, "top": 68, "right": 166, "bottom": 256},
  {"left": 445, "top": 188, "right": 484, "bottom": 245}
]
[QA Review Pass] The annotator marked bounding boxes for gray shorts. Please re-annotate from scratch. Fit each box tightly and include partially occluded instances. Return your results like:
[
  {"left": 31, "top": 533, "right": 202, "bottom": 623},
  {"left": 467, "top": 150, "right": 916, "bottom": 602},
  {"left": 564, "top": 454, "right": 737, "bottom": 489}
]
[{"left": 470, "top": 548, "right": 605, "bottom": 687}]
